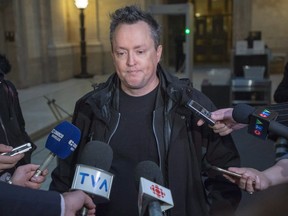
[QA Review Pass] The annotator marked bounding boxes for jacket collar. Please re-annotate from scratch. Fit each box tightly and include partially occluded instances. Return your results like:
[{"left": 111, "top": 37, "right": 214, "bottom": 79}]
[{"left": 85, "top": 64, "right": 193, "bottom": 115}]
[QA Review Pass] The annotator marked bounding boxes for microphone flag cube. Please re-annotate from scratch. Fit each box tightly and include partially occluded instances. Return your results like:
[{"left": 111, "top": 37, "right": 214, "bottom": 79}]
[
  {"left": 138, "top": 177, "right": 174, "bottom": 215},
  {"left": 71, "top": 164, "right": 114, "bottom": 203},
  {"left": 248, "top": 107, "right": 278, "bottom": 139}
]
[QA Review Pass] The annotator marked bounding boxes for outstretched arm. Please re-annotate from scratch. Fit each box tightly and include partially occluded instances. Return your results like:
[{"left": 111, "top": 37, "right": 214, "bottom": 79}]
[
  {"left": 197, "top": 108, "right": 247, "bottom": 135},
  {"left": 223, "top": 159, "right": 288, "bottom": 193}
]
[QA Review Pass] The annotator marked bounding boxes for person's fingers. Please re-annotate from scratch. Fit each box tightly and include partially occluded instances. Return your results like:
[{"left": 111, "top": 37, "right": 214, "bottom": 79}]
[
  {"left": 253, "top": 175, "right": 261, "bottom": 191},
  {"left": 41, "top": 169, "right": 49, "bottom": 177},
  {"left": 211, "top": 111, "right": 226, "bottom": 121},
  {"left": 0, "top": 144, "right": 13, "bottom": 152},
  {"left": 227, "top": 167, "right": 249, "bottom": 190},
  {"left": 238, "top": 176, "right": 248, "bottom": 190},
  {"left": 24, "top": 181, "right": 42, "bottom": 189},
  {"left": 223, "top": 174, "right": 237, "bottom": 183},
  {"left": 213, "top": 126, "right": 230, "bottom": 134},
  {"left": 219, "top": 129, "right": 233, "bottom": 136},
  {"left": 0, "top": 153, "right": 24, "bottom": 171},
  {"left": 212, "top": 123, "right": 233, "bottom": 136},
  {"left": 197, "top": 119, "right": 205, "bottom": 126},
  {"left": 246, "top": 177, "right": 256, "bottom": 192},
  {"left": 84, "top": 193, "right": 96, "bottom": 210},
  {"left": 30, "top": 175, "right": 46, "bottom": 184},
  {"left": 228, "top": 167, "right": 246, "bottom": 175},
  {"left": 1, "top": 153, "right": 24, "bottom": 163}
]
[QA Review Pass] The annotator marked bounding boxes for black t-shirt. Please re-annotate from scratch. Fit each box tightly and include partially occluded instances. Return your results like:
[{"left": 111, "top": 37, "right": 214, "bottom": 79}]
[{"left": 97, "top": 86, "right": 159, "bottom": 216}]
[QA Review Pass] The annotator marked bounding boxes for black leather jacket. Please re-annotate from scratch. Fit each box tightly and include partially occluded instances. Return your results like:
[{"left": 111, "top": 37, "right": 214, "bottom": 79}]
[
  {"left": 50, "top": 65, "right": 241, "bottom": 216},
  {"left": 274, "top": 62, "right": 288, "bottom": 103},
  {"left": 0, "top": 78, "right": 35, "bottom": 177}
]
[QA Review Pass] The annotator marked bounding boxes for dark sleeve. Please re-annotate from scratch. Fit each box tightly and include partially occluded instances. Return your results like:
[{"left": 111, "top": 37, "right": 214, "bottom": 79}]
[
  {"left": 204, "top": 134, "right": 242, "bottom": 216},
  {"left": 0, "top": 182, "right": 61, "bottom": 216},
  {"left": 274, "top": 62, "right": 288, "bottom": 103},
  {"left": 7, "top": 81, "right": 33, "bottom": 144},
  {"left": 7, "top": 81, "right": 36, "bottom": 164},
  {"left": 192, "top": 89, "right": 242, "bottom": 216}
]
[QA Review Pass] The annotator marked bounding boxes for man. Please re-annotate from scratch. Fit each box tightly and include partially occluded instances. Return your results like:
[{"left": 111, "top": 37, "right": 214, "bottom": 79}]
[
  {"left": 0, "top": 182, "right": 96, "bottom": 216},
  {"left": 50, "top": 5, "right": 241, "bottom": 216}
]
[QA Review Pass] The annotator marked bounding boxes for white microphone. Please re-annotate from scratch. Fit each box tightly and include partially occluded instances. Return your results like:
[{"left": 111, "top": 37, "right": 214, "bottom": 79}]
[
  {"left": 71, "top": 141, "right": 114, "bottom": 216},
  {"left": 135, "top": 161, "right": 174, "bottom": 216}
]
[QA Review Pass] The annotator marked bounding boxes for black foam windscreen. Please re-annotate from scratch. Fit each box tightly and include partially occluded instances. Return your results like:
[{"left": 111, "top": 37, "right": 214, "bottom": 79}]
[
  {"left": 232, "top": 103, "right": 255, "bottom": 124},
  {"left": 134, "top": 160, "right": 163, "bottom": 190},
  {"left": 79, "top": 141, "right": 113, "bottom": 171}
]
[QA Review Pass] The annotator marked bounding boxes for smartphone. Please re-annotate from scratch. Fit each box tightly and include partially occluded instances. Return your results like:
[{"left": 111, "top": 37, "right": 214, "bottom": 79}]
[
  {"left": 186, "top": 100, "right": 215, "bottom": 126},
  {"left": 211, "top": 166, "right": 242, "bottom": 178},
  {"left": 1, "top": 143, "right": 32, "bottom": 156}
]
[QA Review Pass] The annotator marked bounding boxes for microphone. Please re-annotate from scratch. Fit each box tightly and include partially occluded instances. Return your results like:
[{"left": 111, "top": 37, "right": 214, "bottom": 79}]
[
  {"left": 135, "top": 161, "right": 174, "bottom": 216},
  {"left": 185, "top": 100, "right": 215, "bottom": 126},
  {"left": 71, "top": 141, "right": 114, "bottom": 216},
  {"left": 33, "top": 121, "right": 81, "bottom": 177},
  {"left": 180, "top": 88, "right": 215, "bottom": 126},
  {"left": 232, "top": 103, "right": 288, "bottom": 140}
]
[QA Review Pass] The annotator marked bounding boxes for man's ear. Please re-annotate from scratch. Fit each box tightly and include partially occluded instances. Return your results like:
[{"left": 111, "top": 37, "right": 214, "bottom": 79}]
[{"left": 156, "top": 45, "right": 162, "bottom": 63}]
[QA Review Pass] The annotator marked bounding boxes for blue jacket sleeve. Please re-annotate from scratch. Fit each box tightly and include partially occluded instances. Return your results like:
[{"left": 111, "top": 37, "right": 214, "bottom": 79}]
[{"left": 0, "top": 182, "right": 61, "bottom": 216}]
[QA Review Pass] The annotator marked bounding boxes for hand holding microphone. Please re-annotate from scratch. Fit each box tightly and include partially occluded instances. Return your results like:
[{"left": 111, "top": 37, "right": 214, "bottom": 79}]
[
  {"left": 71, "top": 140, "right": 114, "bottom": 216},
  {"left": 197, "top": 103, "right": 288, "bottom": 139},
  {"left": 231, "top": 103, "right": 288, "bottom": 140},
  {"left": 196, "top": 107, "right": 247, "bottom": 135},
  {"left": 33, "top": 121, "right": 81, "bottom": 178},
  {"left": 10, "top": 164, "right": 48, "bottom": 189}
]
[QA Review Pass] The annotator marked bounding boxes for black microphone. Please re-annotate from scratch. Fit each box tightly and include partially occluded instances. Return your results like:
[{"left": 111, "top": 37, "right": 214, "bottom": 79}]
[
  {"left": 71, "top": 141, "right": 114, "bottom": 216},
  {"left": 232, "top": 103, "right": 288, "bottom": 140},
  {"left": 135, "top": 161, "right": 174, "bottom": 216}
]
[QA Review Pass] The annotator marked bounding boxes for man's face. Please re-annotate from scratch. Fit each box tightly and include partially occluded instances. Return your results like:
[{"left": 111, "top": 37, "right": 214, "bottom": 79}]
[{"left": 111, "top": 21, "right": 162, "bottom": 96}]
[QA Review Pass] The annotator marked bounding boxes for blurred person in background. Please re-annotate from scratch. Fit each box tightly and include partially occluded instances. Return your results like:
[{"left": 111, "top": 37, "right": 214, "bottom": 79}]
[{"left": 0, "top": 54, "right": 36, "bottom": 183}]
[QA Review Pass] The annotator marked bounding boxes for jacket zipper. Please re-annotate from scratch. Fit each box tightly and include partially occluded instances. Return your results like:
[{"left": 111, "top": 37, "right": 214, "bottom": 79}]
[
  {"left": 107, "top": 113, "right": 121, "bottom": 144},
  {"left": 152, "top": 110, "right": 162, "bottom": 170},
  {"left": 0, "top": 115, "right": 10, "bottom": 146}
]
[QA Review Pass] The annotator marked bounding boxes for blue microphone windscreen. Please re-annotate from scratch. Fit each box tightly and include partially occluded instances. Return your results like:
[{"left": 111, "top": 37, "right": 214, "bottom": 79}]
[{"left": 45, "top": 121, "right": 81, "bottom": 159}]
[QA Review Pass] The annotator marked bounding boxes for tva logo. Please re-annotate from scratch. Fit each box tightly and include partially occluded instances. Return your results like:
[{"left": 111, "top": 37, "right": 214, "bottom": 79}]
[
  {"left": 79, "top": 172, "right": 109, "bottom": 192},
  {"left": 259, "top": 109, "right": 271, "bottom": 118},
  {"left": 254, "top": 119, "right": 263, "bottom": 136}
]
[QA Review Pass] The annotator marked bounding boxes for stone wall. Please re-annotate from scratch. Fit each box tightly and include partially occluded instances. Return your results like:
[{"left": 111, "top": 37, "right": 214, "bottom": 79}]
[{"left": 1, "top": 0, "right": 288, "bottom": 88}]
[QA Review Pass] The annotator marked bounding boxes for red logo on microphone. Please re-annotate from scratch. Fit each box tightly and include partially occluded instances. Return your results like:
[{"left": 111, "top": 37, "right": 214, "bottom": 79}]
[{"left": 150, "top": 184, "right": 166, "bottom": 198}]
